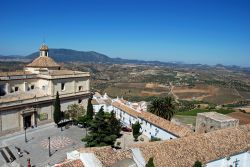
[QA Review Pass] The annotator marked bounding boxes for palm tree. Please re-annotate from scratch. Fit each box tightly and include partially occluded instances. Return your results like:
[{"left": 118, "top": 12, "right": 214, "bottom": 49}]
[{"left": 148, "top": 96, "right": 175, "bottom": 121}]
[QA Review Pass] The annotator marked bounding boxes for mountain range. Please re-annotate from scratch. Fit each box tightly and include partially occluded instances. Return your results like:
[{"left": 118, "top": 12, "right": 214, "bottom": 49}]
[{"left": 0, "top": 48, "right": 249, "bottom": 72}]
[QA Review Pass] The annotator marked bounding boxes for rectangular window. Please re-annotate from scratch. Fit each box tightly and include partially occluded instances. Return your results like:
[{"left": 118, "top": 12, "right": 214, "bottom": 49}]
[
  {"left": 79, "top": 86, "right": 83, "bottom": 91},
  {"left": 31, "top": 85, "right": 35, "bottom": 89},
  {"left": 15, "top": 87, "right": 19, "bottom": 92},
  {"left": 78, "top": 99, "right": 82, "bottom": 104},
  {"left": 61, "top": 83, "right": 65, "bottom": 91}
]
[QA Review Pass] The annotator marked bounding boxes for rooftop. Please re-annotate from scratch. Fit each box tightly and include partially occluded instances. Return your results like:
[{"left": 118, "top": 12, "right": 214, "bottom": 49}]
[
  {"left": 132, "top": 124, "right": 250, "bottom": 167},
  {"left": 77, "top": 147, "right": 133, "bottom": 167},
  {"left": 46, "top": 70, "right": 88, "bottom": 76},
  {"left": 140, "top": 111, "right": 192, "bottom": 137},
  {"left": 112, "top": 101, "right": 140, "bottom": 118},
  {"left": 26, "top": 56, "right": 60, "bottom": 68},
  {"left": 198, "top": 112, "right": 238, "bottom": 122},
  {"left": 54, "top": 159, "right": 84, "bottom": 167},
  {"left": 0, "top": 71, "right": 33, "bottom": 77},
  {"left": 76, "top": 124, "right": 250, "bottom": 167}
]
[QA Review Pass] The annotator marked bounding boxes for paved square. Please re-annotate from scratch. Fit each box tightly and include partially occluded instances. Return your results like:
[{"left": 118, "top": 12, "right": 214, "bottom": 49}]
[{"left": 0, "top": 123, "right": 86, "bottom": 167}]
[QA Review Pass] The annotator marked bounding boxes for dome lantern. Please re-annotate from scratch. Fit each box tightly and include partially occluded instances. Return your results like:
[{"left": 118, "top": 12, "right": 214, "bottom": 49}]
[{"left": 40, "top": 43, "right": 49, "bottom": 57}]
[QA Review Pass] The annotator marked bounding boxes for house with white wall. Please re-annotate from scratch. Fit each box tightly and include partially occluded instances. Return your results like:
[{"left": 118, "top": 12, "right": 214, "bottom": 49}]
[
  {"left": 92, "top": 92, "right": 113, "bottom": 113},
  {"left": 112, "top": 99, "right": 192, "bottom": 140}
]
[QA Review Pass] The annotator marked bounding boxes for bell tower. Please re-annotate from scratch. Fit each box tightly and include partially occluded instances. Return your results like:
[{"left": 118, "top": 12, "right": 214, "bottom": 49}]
[{"left": 40, "top": 43, "right": 49, "bottom": 57}]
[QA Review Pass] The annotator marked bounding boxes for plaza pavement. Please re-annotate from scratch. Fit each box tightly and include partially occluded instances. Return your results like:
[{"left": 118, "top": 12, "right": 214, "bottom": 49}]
[{"left": 0, "top": 123, "right": 86, "bottom": 167}]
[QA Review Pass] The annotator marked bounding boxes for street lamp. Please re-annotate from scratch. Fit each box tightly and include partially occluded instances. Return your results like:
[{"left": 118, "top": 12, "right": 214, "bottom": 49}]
[
  {"left": 48, "top": 137, "right": 51, "bottom": 157},
  {"left": 24, "top": 127, "right": 27, "bottom": 143}
]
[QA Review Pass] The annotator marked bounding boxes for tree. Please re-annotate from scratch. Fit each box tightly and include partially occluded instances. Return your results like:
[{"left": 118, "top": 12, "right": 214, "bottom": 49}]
[
  {"left": 86, "top": 98, "right": 94, "bottom": 120},
  {"left": 67, "top": 104, "right": 86, "bottom": 120},
  {"left": 192, "top": 160, "right": 202, "bottom": 167},
  {"left": 146, "top": 157, "right": 155, "bottom": 167},
  {"left": 109, "top": 110, "right": 122, "bottom": 137},
  {"left": 53, "top": 92, "right": 62, "bottom": 124},
  {"left": 82, "top": 107, "right": 121, "bottom": 147},
  {"left": 132, "top": 121, "right": 142, "bottom": 141},
  {"left": 148, "top": 96, "right": 175, "bottom": 121}
]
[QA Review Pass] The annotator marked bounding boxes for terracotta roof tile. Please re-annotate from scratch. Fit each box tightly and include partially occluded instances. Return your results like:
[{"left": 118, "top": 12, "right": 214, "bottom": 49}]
[
  {"left": 132, "top": 124, "right": 250, "bottom": 167},
  {"left": 91, "top": 99, "right": 99, "bottom": 105},
  {"left": 55, "top": 159, "right": 84, "bottom": 167},
  {"left": 78, "top": 147, "right": 133, "bottom": 167},
  {"left": 140, "top": 111, "right": 193, "bottom": 137},
  {"left": 77, "top": 124, "right": 250, "bottom": 167},
  {"left": 26, "top": 56, "right": 60, "bottom": 68},
  {"left": 112, "top": 101, "right": 140, "bottom": 118}
]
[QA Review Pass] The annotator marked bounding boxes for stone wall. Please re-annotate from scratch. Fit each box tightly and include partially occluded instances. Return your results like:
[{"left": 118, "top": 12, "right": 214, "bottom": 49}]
[{"left": 195, "top": 112, "right": 239, "bottom": 133}]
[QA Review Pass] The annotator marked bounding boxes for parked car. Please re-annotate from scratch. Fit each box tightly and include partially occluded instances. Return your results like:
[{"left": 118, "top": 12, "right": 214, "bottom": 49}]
[
  {"left": 77, "top": 123, "right": 84, "bottom": 128},
  {"left": 121, "top": 126, "right": 132, "bottom": 132}
]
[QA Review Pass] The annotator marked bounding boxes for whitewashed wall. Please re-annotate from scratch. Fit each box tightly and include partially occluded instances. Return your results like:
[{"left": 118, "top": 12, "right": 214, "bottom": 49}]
[
  {"left": 139, "top": 118, "right": 177, "bottom": 140},
  {"left": 112, "top": 105, "right": 177, "bottom": 140},
  {"left": 93, "top": 104, "right": 113, "bottom": 113},
  {"left": 113, "top": 107, "right": 137, "bottom": 127},
  {"left": 1, "top": 110, "right": 19, "bottom": 131},
  {"left": 206, "top": 152, "right": 250, "bottom": 167},
  {"left": 93, "top": 104, "right": 103, "bottom": 113},
  {"left": 52, "top": 77, "right": 89, "bottom": 96}
]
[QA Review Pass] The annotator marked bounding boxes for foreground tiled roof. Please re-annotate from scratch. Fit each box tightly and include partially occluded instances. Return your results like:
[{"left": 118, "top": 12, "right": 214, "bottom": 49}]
[
  {"left": 132, "top": 124, "right": 250, "bottom": 167},
  {"left": 78, "top": 146, "right": 132, "bottom": 167},
  {"left": 112, "top": 101, "right": 192, "bottom": 137},
  {"left": 26, "top": 56, "right": 60, "bottom": 68},
  {"left": 76, "top": 124, "right": 250, "bottom": 167},
  {"left": 0, "top": 71, "right": 33, "bottom": 77},
  {"left": 140, "top": 111, "right": 193, "bottom": 137},
  {"left": 55, "top": 159, "right": 84, "bottom": 167}
]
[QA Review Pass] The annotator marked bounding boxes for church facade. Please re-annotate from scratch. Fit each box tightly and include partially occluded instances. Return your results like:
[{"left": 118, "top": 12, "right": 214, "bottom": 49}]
[{"left": 0, "top": 44, "right": 91, "bottom": 136}]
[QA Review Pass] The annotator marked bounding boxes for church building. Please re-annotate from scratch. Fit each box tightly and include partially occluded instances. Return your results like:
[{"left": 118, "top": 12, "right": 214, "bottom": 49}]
[{"left": 0, "top": 44, "right": 91, "bottom": 136}]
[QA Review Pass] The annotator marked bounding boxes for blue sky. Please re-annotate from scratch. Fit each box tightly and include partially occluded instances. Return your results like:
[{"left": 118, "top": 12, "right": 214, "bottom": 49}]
[{"left": 0, "top": 0, "right": 250, "bottom": 66}]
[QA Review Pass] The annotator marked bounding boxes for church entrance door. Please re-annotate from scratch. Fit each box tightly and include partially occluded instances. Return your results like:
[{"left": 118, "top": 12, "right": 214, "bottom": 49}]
[{"left": 24, "top": 115, "right": 32, "bottom": 128}]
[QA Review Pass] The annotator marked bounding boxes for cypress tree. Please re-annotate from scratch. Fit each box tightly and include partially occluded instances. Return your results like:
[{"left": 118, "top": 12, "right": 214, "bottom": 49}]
[
  {"left": 146, "top": 157, "right": 155, "bottom": 167},
  {"left": 86, "top": 97, "right": 94, "bottom": 120},
  {"left": 53, "top": 91, "right": 61, "bottom": 124},
  {"left": 193, "top": 161, "right": 202, "bottom": 167},
  {"left": 132, "top": 121, "right": 142, "bottom": 141},
  {"left": 109, "top": 110, "right": 121, "bottom": 136}
]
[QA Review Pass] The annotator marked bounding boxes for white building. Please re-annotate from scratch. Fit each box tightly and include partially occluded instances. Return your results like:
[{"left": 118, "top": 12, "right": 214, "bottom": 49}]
[
  {"left": 92, "top": 92, "right": 113, "bottom": 113},
  {"left": 112, "top": 99, "right": 192, "bottom": 140},
  {"left": 0, "top": 44, "right": 91, "bottom": 136}
]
